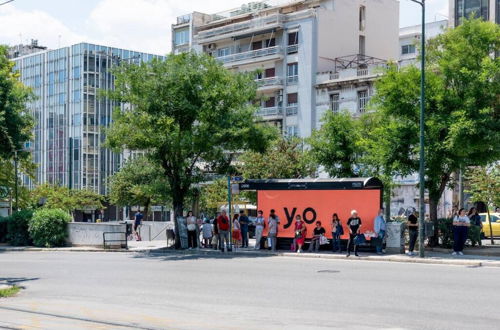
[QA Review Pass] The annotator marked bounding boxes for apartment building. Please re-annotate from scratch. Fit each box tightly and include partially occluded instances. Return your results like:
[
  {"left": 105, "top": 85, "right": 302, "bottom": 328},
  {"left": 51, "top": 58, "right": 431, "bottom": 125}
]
[
  {"left": 449, "top": 0, "right": 499, "bottom": 27},
  {"left": 172, "top": 0, "right": 399, "bottom": 138},
  {"left": 11, "top": 43, "right": 162, "bottom": 197}
]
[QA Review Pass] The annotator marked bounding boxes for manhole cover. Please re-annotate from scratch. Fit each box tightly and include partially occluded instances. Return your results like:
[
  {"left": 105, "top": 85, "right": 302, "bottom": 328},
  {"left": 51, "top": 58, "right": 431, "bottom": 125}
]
[{"left": 317, "top": 270, "right": 340, "bottom": 273}]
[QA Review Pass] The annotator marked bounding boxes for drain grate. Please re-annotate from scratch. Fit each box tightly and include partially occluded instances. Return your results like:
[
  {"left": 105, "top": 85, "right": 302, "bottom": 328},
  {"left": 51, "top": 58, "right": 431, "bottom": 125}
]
[{"left": 317, "top": 270, "right": 340, "bottom": 273}]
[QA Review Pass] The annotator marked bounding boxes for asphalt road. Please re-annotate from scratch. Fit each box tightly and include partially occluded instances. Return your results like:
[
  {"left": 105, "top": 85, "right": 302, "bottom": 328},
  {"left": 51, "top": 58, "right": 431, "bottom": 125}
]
[{"left": 1, "top": 251, "right": 500, "bottom": 330}]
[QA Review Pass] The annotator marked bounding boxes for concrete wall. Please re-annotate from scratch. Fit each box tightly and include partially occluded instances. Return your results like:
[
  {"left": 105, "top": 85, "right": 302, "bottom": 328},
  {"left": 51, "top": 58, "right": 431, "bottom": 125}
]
[
  {"left": 67, "top": 222, "right": 126, "bottom": 247},
  {"left": 128, "top": 221, "right": 173, "bottom": 241}
]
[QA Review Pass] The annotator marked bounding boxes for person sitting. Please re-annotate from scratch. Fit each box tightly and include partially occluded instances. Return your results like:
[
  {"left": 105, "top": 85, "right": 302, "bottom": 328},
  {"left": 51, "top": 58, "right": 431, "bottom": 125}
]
[{"left": 308, "top": 221, "right": 326, "bottom": 253}]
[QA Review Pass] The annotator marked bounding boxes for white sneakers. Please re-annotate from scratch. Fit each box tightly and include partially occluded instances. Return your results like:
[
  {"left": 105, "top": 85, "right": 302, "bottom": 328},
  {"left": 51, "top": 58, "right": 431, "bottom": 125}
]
[
  {"left": 452, "top": 251, "right": 464, "bottom": 256},
  {"left": 451, "top": 252, "right": 458, "bottom": 256},
  {"left": 406, "top": 251, "right": 415, "bottom": 256},
  {"left": 458, "top": 252, "right": 464, "bottom": 256}
]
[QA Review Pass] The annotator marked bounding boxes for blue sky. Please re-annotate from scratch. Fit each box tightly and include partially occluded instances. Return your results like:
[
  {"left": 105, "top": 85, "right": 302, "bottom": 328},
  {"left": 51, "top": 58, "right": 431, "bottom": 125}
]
[{"left": 0, "top": 0, "right": 448, "bottom": 54}]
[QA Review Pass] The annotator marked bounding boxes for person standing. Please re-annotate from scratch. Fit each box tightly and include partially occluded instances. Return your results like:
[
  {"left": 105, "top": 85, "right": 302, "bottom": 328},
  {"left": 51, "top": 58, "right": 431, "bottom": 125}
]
[
  {"left": 346, "top": 210, "right": 362, "bottom": 257},
  {"left": 212, "top": 213, "right": 220, "bottom": 250},
  {"left": 232, "top": 214, "right": 241, "bottom": 248},
  {"left": 468, "top": 207, "right": 482, "bottom": 247},
  {"left": 202, "top": 219, "right": 213, "bottom": 248},
  {"left": 186, "top": 211, "right": 198, "bottom": 249},
  {"left": 331, "top": 213, "right": 343, "bottom": 253},
  {"left": 254, "top": 210, "right": 265, "bottom": 250},
  {"left": 217, "top": 210, "right": 230, "bottom": 252},
  {"left": 407, "top": 209, "right": 419, "bottom": 256},
  {"left": 294, "top": 215, "right": 306, "bottom": 253},
  {"left": 308, "top": 221, "right": 325, "bottom": 253},
  {"left": 374, "top": 208, "right": 386, "bottom": 255},
  {"left": 133, "top": 210, "right": 143, "bottom": 241},
  {"left": 452, "top": 208, "right": 470, "bottom": 256},
  {"left": 239, "top": 210, "right": 250, "bottom": 248},
  {"left": 268, "top": 213, "right": 278, "bottom": 252}
]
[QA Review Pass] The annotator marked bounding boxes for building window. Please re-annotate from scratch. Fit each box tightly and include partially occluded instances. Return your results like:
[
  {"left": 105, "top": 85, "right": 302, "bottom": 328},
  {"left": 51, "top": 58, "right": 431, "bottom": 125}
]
[
  {"left": 455, "top": 0, "right": 489, "bottom": 26},
  {"left": 330, "top": 93, "right": 340, "bottom": 113},
  {"left": 174, "top": 28, "right": 189, "bottom": 46},
  {"left": 264, "top": 96, "right": 276, "bottom": 108},
  {"left": 357, "top": 90, "right": 369, "bottom": 113},
  {"left": 359, "top": 35, "right": 365, "bottom": 56},
  {"left": 265, "top": 38, "right": 276, "bottom": 47},
  {"left": 497, "top": 0, "right": 500, "bottom": 24},
  {"left": 359, "top": 6, "right": 366, "bottom": 31},
  {"left": 265, "top": 68, "right": 275, "bottom": 78},
  {"left": 217, "top": 47, "right": 230, "bottom": 57},
  {"left": 287, "top": 62, "right": 298, "bottom": 83},
  {"left": 252, "top": 41, "right": 262, "bottom": 50},
  {"left": 401, "top": 44, "right": 416, "bottom": 55},
  {"left": 286, "top": 125, "right": 299, "bottom": 137},
  {"left": 287, "top": 93, "right": 298, "bottom": 106},
  {"left": 287, "top": 31, "right": 299, "bottom": 54}
]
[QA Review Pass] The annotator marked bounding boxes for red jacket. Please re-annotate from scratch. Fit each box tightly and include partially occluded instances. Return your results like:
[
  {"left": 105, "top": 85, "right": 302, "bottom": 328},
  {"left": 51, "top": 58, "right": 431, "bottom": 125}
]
[{"left": 217, "top": 215, "right": 230, "bottom": 231}]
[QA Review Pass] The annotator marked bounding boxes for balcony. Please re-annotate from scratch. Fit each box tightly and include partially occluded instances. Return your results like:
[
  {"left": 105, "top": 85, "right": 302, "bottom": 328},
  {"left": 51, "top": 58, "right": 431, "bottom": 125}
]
[
  {"left": 286, "top": 75, "right": 298, "bottom": 84},
  {"left": 256, "top": 106, "right": 283, "bottom": 117},
  {"left": 255, "top": 76, "right": 283, "bottom": 92},
  {"left": 196, "top": 14, "right": 284, "bottom": 43},
  {"left": 217, "top": 46, "right": 283, "bottom": 66},
  {"left": 286, "top": 44, "right": 298, "bottom": 54},
  {"left": 286, "top": 105, "right": 298, "bottom": 116}
]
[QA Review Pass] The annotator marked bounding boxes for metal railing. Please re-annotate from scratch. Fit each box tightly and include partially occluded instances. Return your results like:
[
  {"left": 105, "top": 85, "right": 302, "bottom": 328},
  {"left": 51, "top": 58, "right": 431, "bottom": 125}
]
[
  {"left": 217, "top": 46, "right": 282, "bottom": 64},
  {"left": 286, "top": 105, "right": 298, "bottom": 116},
  {"left": 357, "top": 69, "right": 369, "bottom": 76},
  {"left": 103, "top": 232, "right": 128, "bottom": 249},
  {"left": 286, "top": 75, "right": 298, "bottom": 84},
  {"left": 255, "top": 76, "right": 283, "bottom": 87},
  {"left": 329, "top": 72, "right": 339, "bottom": 80},
  {"left": 286, "top": 44, "right": 298, "bottom": 54},
  {"left": 256, "top": 106, "right": 283, "bottom": 116}
]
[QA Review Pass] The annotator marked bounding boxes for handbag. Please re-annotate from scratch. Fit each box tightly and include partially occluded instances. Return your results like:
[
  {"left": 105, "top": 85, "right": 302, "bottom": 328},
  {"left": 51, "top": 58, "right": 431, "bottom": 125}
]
[
  {"left": 354, "top": 234, "right": 366, "bottom": 245},
  {"left": 319, "top": 235, "right": 329, "bottom": 245}
]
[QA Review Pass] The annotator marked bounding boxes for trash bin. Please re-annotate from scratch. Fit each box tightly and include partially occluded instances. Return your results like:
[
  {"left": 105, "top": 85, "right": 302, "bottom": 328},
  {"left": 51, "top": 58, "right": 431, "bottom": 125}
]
[{"left": 385, "top": 221, "right": 406, "bottom": 254}]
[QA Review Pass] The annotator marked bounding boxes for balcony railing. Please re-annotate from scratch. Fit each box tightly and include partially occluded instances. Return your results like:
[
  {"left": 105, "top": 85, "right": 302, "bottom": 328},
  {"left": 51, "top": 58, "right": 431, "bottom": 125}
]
[
  {"left": 255, "top": 76, "right": 283, "bottom": 87},
  {"left": 217, "top": 46, "right": 282, "bottom": 64},
  {"left": 286, "top": 75, "right": 298, "bottom": 84},
  {"left": 256, "top": 106, "right": 283, "bottom": 117},
  {"left": 286, "top": 44, "right": 298, "bottom": 54},
  {"left": 357, "top": 69, "right": 369, "bottom": 76},
  {"left": 197, "top": 14, "right": 284, "bottom": 41},
  {"left": 286, "top": 105, "right": 298, "bottom": 116}
]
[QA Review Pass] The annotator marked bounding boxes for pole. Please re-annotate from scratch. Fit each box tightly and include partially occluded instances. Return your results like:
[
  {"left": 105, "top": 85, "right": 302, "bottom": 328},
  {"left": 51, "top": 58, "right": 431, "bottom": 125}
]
[
  {"left": 68, "top": 137, "right": 73, "bottom": 189},
  {"left": 417, "top": 0, "right": 426, "bottom": 258},
  {"left": 14, "top": 150, "right": 18, "bottom": 212},
  {"left": 227, "top": 175, "right": 232, "bottom": 251}
]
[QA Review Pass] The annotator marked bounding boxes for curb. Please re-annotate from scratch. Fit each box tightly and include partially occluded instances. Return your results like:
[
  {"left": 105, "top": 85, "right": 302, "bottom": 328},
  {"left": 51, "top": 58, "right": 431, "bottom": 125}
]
[{"left": 2, "top": 246, "right": 500, "bottom": 268}]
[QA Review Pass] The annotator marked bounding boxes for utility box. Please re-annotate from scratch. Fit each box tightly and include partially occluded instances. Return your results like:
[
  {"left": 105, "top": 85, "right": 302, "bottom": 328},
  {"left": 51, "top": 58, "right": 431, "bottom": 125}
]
[{"left": 385, "top": 222, "right": 406, "bottom": 254}]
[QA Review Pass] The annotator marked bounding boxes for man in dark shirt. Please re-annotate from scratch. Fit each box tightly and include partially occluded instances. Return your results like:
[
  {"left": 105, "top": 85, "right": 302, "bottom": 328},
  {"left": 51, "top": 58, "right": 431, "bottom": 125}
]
[
  {"left": 346, "top": 210, "right": 362, "bottom": 257},
  {"left": 239, "top": 210, "right": 250, "bottom": 248},
  {"left": 134, "top": 210, "right": 143, "bottom": 241},
  {"left": 308, "top": 221, "right": 326, "bottom": 252},
  {"left": 407, "top": 209, "right": 418, "bottom": 256}
]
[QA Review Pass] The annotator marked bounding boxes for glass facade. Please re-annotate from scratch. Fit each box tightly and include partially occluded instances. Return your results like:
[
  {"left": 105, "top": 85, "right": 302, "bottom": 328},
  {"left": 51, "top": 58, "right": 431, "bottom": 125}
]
[
  {"left": 455, "top": 0, "right": 489, "bottom": 25},
  {"left": 13, "top": 43, "right": 162, "bottom": 194}
]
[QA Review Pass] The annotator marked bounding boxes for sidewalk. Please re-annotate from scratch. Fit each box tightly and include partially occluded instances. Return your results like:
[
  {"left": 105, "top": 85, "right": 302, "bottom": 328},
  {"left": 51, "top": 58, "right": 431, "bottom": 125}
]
[{"left": 2, "top": 241, "right": 500, "bottom": 267}]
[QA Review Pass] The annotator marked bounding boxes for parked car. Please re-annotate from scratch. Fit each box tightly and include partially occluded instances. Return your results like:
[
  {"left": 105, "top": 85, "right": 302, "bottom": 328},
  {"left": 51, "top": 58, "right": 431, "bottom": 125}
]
[{"left": 480, "top": 213, "right": 500, "bottom": 238}]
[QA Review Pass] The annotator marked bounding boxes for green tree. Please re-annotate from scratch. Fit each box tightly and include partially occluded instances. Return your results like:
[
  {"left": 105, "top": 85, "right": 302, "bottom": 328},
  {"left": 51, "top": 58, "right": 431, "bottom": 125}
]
[
  {"left": 466, "top": 164, "right": 500, "bottom": 245},
  {"left": 308, "top": 111, "right": 362, "bottom": 178},
  {"left": 108, "top": 155, "right": 170, "bottom": 217},
  {"left": 0, "top": 45, "right": 33, "bottom": 159},
  {"left": 238, "top": 136, "right": 315, "bottom": 179},
  {"left": 30, "top": 184, "right": 105, "bottom": 215},
  {"left": 104, "top": 52, "right": 274, "bottom": 246},
  {"left": 372, "top": 18, "right": 500, "bottom": 243}
]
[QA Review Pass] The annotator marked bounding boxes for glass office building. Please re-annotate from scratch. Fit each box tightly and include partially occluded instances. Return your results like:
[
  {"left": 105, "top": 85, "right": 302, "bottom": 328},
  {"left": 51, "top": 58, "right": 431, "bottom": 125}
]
[
  {"left": 12, "top": 43, "right": 162, "bottom": 195},
  {"left": 453, "top": 0, "right": 500, "bottom": 25}
]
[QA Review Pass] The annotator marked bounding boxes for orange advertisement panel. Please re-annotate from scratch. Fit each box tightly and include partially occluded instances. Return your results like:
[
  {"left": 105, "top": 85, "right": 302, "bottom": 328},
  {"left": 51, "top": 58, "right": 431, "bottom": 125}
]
[{"left": 258, "top": 189, "right": 381, "bottom": 239}]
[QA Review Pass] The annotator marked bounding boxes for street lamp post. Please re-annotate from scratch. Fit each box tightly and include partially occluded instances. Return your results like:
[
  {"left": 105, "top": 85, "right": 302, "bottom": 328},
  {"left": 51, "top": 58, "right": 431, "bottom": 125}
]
[
  {"left": 409, "top": 0, "right": 426, "bottom": 258},
  {"left": 14, "top": 150, "right": 18, "bottom": 211}
]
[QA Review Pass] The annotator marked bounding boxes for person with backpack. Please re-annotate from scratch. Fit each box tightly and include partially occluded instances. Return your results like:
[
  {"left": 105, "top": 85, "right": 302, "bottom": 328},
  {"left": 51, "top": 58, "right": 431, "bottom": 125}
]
[
  {"left": 254, "top": 210, "right": 265, "bottom": 250},
  {"left": 331, "top": 213, "right": 343, "bottom": 253},
  {"left": 217, "top": 210, "right": 230, "bottom": 252},
  {"left": 239, "top": 210, "right": 250, "bottom": 248},
  {"left": 468, "top": 207, "right": 482, "bottom": 247},
  {"left": 133, "top": 210, "right": 143, "bottom": 241},
  {"left": 346, "top": 210, "right": 362, "bottom": 257}
]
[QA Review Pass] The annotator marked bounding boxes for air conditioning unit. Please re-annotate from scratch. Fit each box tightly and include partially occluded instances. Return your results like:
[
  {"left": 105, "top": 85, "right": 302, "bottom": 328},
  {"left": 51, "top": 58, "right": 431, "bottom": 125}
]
[{"left": 208, "top": 43, "right": 216, "bottom": 50}]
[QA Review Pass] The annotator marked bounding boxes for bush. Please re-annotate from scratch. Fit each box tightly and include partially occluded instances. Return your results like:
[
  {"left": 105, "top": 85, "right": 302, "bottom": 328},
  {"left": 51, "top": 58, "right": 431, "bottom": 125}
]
[
  {"left": 438, "top": 218, "right": 453, "bottom": 248},
  {"left": 6, "top": 210, "right": 33, "bottom": 246},
  {"left": 29, "top": 208, "right": 71, "bottom": 247},
  {"left": 468, "top": 224, "right": 482, "bottom": 247}
]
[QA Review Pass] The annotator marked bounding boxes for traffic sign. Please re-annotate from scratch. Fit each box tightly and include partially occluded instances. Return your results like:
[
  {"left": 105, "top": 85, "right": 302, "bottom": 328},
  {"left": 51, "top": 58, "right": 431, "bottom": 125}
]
[{"left": 232, "top": 176, "right": 244, "bottom": 182}]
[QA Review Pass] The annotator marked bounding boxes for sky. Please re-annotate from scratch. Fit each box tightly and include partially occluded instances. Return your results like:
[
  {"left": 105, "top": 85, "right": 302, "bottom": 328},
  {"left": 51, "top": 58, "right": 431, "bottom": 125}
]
[{"left": 0, "top": 0, "right": 449, "bottom": 55}]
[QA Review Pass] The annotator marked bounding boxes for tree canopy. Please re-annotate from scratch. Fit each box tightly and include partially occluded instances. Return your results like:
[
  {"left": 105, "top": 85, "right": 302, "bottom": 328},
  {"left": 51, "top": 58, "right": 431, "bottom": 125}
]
[{"left": 0, "top": 45, "right": 33, "bottom": 160}]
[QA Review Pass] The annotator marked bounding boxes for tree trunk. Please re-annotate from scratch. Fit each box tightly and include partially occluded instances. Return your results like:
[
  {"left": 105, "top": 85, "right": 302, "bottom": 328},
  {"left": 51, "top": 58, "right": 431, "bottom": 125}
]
[
  {"left": 144, "top": 198, "right": 151, "bottom": 222},
  {"left": 384, "top": 187, "right": 391, "bottom": 220},
  {"left": 429, "top": 197, "right": 439, "bottom": 247}
]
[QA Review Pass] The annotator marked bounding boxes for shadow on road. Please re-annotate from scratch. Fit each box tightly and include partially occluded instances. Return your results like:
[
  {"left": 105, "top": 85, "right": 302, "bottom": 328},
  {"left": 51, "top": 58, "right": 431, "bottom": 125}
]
[
  {"left": 132, "top": 250, "right": 277, "bottom": 262},
  {"left": 0, "top": 277, "right": 39, "bottom": 289}
]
